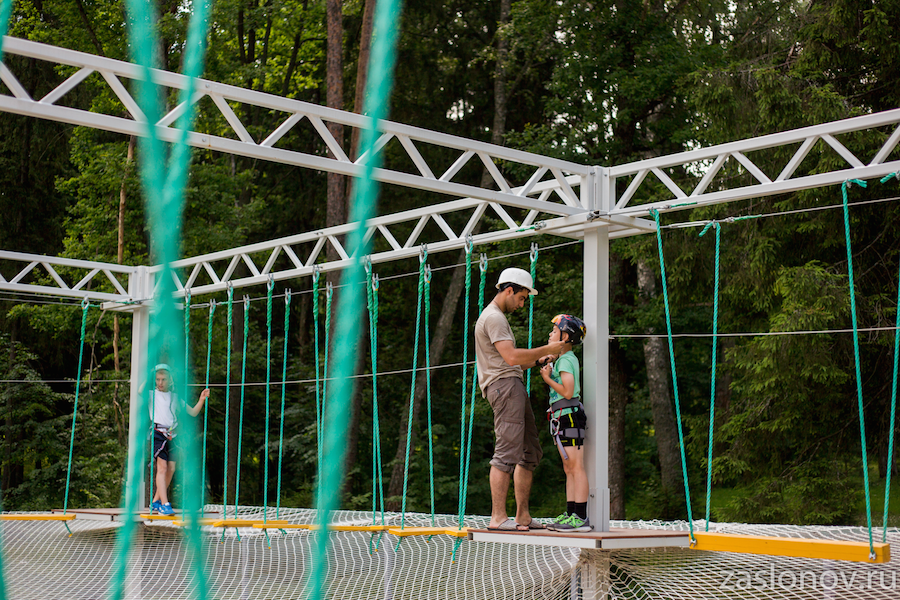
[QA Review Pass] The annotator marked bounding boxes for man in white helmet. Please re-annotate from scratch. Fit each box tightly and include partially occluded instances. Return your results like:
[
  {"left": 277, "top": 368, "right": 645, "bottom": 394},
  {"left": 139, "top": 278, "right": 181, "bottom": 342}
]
[{"left": 475, "top": 267, "right": 571, "bottom": 531}]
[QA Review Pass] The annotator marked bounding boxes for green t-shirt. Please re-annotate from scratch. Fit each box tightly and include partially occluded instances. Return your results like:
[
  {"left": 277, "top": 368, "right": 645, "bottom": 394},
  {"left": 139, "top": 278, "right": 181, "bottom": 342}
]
[{"left": 547, "top": 351, "right": 581, "bottom": 413}]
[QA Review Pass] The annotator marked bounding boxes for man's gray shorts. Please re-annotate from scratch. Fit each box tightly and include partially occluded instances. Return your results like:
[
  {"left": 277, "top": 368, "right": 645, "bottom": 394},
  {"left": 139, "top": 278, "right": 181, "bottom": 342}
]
[{"left": 485, "top": 376, "right": 542, "bottom": 473}]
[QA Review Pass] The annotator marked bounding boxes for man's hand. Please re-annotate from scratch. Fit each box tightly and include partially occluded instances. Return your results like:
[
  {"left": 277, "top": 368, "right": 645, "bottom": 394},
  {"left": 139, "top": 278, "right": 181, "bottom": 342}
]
[{"left": 200, "top": 389, "right": 210, "bottom": 402}]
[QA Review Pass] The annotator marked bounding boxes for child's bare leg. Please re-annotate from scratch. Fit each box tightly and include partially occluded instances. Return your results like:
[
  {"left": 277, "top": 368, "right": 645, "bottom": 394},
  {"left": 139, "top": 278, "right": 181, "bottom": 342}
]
[{"left": 558, "top": 445, "right": 588, "bottom": 503}]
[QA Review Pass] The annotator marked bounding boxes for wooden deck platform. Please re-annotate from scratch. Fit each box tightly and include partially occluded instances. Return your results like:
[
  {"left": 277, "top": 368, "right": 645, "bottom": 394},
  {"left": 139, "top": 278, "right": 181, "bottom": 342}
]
[
  {"left": 467, "top": 526, "right": 691, "bottom": 550},
  {"left": 50, "top": 508, "right": 222, "bottom": 522}
]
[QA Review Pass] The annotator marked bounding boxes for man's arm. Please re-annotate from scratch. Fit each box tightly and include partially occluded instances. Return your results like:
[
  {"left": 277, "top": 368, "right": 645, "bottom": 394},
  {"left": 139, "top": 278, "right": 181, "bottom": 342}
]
[
  {"left": 187, "top": 389, "right": 210, "bottom": 417},
  {"left": 495, "top": 340, "right": 570, "bottom": 368}
]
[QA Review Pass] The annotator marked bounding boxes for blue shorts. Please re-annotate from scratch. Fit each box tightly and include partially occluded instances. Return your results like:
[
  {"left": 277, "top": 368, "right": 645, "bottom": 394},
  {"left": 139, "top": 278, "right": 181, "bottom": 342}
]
[{"left": 153, "top": 430, "right": 176, "bottom": 463}]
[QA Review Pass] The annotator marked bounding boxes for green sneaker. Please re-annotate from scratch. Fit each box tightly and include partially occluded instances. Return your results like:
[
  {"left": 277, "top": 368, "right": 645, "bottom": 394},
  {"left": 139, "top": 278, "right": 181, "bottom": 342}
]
[{"left": 547, "top": 512, "right": 570, "bottom": 531}]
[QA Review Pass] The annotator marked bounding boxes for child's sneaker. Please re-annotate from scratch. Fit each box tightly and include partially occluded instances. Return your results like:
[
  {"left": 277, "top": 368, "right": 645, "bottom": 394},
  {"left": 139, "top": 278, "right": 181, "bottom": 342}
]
[
  {"left": 547, "top": 513, "right": 570, "bottom": 531},
  {"left": 150, "top": 500, "right": 162, "bottom": 513},
  {"left": 158, "top": 502, "right": 175, "bottom": 516},
  {"left": 567, "top": 515, "right": 593, "bottom": 533}
]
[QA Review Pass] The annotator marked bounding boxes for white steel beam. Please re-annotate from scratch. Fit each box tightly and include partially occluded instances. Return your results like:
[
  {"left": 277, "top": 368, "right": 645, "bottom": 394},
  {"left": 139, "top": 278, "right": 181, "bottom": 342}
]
[{"left": 0, "top": 250, "right": 135, "bottom": 302}]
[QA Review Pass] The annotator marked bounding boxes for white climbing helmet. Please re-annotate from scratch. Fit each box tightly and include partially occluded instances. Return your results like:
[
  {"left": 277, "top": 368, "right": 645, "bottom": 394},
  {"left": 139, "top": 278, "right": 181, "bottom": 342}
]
[{"left": 495, "top": 267, "right": 538, "bottom": 296}]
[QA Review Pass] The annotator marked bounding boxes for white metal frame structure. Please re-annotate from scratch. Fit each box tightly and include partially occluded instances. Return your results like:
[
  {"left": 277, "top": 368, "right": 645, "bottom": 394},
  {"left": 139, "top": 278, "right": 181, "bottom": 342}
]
[{"left": 3, "top": 36, "right": 900, "bottom": 534}]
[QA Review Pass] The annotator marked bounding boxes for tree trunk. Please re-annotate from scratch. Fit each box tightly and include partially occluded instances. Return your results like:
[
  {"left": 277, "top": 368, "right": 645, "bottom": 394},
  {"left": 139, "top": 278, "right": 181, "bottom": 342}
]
[
  {"left": 349, "top": 0, "right": 377, "bottom": 160},
  {"left": 607, "top": 253, "right": 630, "bottom": 519},
  {"left": 112, "top": 135, "right": 134, "bottom": 448},
  {"left": 636, "top": 259, "right": 683, "bottom": 498},
  {"left": 386, "top": 254, "right": 468, "bottom": 509}
]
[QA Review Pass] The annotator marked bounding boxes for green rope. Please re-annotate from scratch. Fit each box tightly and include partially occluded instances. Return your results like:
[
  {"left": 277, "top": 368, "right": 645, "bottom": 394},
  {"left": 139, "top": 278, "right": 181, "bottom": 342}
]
[
  {"left": 525, "top": 244, "right": 538, "bottom": 394},
  {"left": 112, "top": 1, "right": 211, "bottom": 597},
  {"left": 222, "top": 285, "right": 234, "bottom": 524},
  {"left": 321, "top": 281, "right": 333, "bottom": 477},
  {"left": 456, "top": 242, "right": 474, "bottom": 524},
  {"left": 202, "top": 298, "right": 216, "bottom": 507},
  {"left": 276, "top": 290, "right": 291, "bottom": 521},
  {"left": 308, "top": 0, "right": 402, "bottom": 592},
  {"left": 841, "top": 179, "right": 875, "bottom": 559},
  {"left": 698, "top": 222, "right": 721, "bottom": 530},
  {"left": 424, "top": 265, "right": 435, "bottom": 527},
  {"left": 649, "top": 209, "right": 695, "bottom": 541},
  {"left": 365, "top": 264, "right": 384, "bottom": 519},
  {"left": 365, "top": 262, "right": 385, "bottom": 553},
  {"left": 0, "top": 0, "right": 12, "bottom": 64},
  {"left": 883, "top": 174, "right": 900, "bottom": 543},
  {"left": 312, "top": 268, "right": 322, "bottom": 479},
  {"left": 880, "top": 173, "right": 898, "bottom": 184},
  {"left": 398, "top": 247, "right": 428, "bottom": 545},
  {"left": 63, "top": 299, "right": 90, "bottom": 518},
  {"left": 235, "top": 295, "right": 250, "bottom": 530},
  {"left": 263, "top": 279, "right": 274, "bottom": 536},
  {"left": 453, "top": 254, "right": 487, "bottom": 561}
]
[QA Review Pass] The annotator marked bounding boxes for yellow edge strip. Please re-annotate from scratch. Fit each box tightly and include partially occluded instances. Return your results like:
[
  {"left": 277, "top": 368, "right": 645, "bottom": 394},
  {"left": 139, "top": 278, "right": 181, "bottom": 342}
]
[
  {"left": 0, "top": 514, "right": 77, "bottom": 521},
  {"left": 140, "top": 514, "right": 178, "bottom": 521},
  {"left": 691, "top": 532, "right": 891, "bottom": 563},
  {"left": 387, "top": 527, "right": 469, "bottom": 538},
  {"left": 252, "top": 524, "right": 311, "bottom": 530}
]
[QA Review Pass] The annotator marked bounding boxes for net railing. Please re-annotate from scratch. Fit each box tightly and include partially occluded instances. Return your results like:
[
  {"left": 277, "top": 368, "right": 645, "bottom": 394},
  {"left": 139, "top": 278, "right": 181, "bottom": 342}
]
[{"left": 1, "top": 508, "right": 897, "bottom": 600}]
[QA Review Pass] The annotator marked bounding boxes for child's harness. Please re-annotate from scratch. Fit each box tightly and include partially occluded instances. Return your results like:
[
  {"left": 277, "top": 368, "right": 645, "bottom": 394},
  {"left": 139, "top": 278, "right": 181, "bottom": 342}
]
[{"left": 547, "top": 397, "right": 585, "bottom": 460}]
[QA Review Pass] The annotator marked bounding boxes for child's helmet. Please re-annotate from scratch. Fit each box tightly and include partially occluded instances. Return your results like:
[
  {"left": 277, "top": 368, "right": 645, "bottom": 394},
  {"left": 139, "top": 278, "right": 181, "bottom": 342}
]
[{"left": 551, "top": 314, "right": 586, "bottom": 345}]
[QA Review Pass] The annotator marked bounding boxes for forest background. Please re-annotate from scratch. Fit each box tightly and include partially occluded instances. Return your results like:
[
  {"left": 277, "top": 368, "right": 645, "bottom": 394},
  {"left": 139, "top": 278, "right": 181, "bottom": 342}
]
[{"left": 1, "top": 0, "right": 900, "bottom": 527}]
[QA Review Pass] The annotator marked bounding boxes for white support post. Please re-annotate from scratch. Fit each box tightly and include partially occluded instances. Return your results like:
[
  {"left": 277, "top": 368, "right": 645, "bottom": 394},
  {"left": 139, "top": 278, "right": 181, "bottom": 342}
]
[
  {"left": 583, "top": 166, "right": 610, "bottom": 532},
  {"left": 127, "top": 266, "right": 152, "bottom": 506}
]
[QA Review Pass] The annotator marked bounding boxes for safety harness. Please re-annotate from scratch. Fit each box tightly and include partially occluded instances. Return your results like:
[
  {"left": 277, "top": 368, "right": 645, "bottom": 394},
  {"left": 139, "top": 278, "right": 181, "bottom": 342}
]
[{"left": 547, "top": 396, "right": 585, "bottom": 460}]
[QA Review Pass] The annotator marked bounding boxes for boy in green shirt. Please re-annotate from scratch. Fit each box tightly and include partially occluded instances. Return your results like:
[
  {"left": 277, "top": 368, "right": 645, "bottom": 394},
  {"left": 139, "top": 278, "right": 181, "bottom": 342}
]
[{"left": 540, "top": 314, "right": 592, "bottom": 533}]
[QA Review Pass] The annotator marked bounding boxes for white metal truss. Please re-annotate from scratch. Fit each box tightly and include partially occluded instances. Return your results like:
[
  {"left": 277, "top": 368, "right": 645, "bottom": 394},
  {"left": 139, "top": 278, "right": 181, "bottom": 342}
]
[
  {"left": 0, "top": 36, "right": 590, "bottom": 218},
  {"left": 608, "top": 108, "right": 900, "bottom": 217},
  {"left": 0, "top": 250, "right": 135, "bottom": 302}
]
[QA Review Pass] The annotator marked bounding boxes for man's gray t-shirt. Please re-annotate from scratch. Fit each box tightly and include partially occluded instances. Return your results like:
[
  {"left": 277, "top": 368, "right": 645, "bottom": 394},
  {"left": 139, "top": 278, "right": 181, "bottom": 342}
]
[{"left": 474, "top": 303, "right": 523, "bottom": 395}]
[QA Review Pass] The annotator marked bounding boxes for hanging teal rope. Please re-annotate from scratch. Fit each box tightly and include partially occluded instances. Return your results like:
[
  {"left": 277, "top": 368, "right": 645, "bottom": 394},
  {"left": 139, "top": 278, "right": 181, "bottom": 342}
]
[
  {"left": 457, "top": 241, "right": 474, "bottom": 523},
  {"left": 112, "top": 1, "right": 211, "bottom": 598},
  {"left": 649, "top": 209, "right": 695, "bottom": 541},
  {"left": 222, "top": 285, "right": 234, "bottom": 524},
  {"left": 235, "top": 295, "right": 250, "bottom": 529},
  {"left": 320, "top": 281, "right": 333, "bottom": 477},
  {"left": 276, "top": 290, "right": 291, "bottom": 521},
  {"left": 698, "top": 221, "right": 721, "bottom": 531},
  {"left": 307, "top": 0, "right": 402, "bottom": 593},
  {"left": 312, "top": 268, "right": 322, "bottom": 479},
  {"left": 365, "top": 261, "right": 385, "bottom": 532},
  {"left": 263, "top": 278, "right": 274, "bottom": 537},
  {"left": 882, "top": 173, "right": 899, "bottom": 543},
  {"left": 366, "top": 262, "right": 385, "bottom": 553},
  {"left": 397, "top": 247, "right": 428, "bottom": 545},
  {"left": 525, "top": 243, "right": 538, "bottom": 394},
  {"left": 424, "top": 264, "right": 436, "bottom": 527},
  {"left": 453, "top": 254, "right": 487, "bottom": 561},
  {"left": 841, "top": 179, "right": 876, "bottom": 559},
  {"left": 63, "top": 298, "right": 90, "bottom": 530},
  {"left": 201, "top": 298, "right": 216, "bottom": 507}
]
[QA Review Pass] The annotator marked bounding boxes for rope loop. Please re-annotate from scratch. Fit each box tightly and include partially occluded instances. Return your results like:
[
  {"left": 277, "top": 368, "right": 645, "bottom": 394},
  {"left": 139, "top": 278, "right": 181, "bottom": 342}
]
[
  {"left": 372, "top": 273, "right": 380, "bottom": 291},
  {"left": 267, "top": 274, "right": 275, "bottom": 291},
  {"left": 699, "top": 221, "right": 719, "bottom": 237},
  {"left": 479, "top": 253, "right": 488, "bottom": 273},
  {"left": 530, "top": 242, "right": 538, "bottom": 263},
  {"left": 419, "top": 243, "right": 428, "bottom": 263},
  {"left": 81, "top": 296, "right": 89, "bottom": 309},
  {"left": 243, "top": 294, "right": 250, "bottom": 310},
  {"left": 285, "top": 289, "right": 292, "bottom": 306},
  {"left": 364, "top": 256, "right": 372, "bottom": 274},
  {"left": 312, "top": 264, "right": 321, "bottom": 285},
  {"left": 424, "top": 264, "right": 432, "bottom": 283},
  {"left": 185, "top": 288, "right": 191, "bottom": 306},
  {"left": 465, "top": 234, "right": 473, "bottom": 254},
  {"left": 208, "top": 299, "right": 217, "bottom": 316}
]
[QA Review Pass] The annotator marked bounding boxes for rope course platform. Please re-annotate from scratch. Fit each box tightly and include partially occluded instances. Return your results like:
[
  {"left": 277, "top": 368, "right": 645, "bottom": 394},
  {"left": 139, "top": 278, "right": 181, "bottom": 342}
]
[
  {"left": 468, "top": 526, "right": 691, "bottom": 550},
  {"left": 45, "top": 507, "right": 222, "bottom": 522},
  {"left": 0, "top": 513, "right": 76, "bottom": 522}
]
